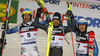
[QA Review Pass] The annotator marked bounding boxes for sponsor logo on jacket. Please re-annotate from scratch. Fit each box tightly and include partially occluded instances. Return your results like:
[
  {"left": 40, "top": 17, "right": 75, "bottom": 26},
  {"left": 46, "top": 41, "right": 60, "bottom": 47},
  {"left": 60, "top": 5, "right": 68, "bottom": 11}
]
[{"left": 21, "top": 26, "right": 34, "bottom": 31}]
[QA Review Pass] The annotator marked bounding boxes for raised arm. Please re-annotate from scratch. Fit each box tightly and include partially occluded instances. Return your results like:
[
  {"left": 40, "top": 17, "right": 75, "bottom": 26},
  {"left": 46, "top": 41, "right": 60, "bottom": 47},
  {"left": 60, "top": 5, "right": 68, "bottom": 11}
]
[
  {"left": 64, "top": 16, "right": 77, "bottom": 34},
  {"left": 34, "top": 7, "right": 49, "bottom": 31},
  {"left": 64, "top": 10, "right": 77, "bottom": 34},
  {"left": 67, "top": 15, "right": 77, "bottom": 31}
]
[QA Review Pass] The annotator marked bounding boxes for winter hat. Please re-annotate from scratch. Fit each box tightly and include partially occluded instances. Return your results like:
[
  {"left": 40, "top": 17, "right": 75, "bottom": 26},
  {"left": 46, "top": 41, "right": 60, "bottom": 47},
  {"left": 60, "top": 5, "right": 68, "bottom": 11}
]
[
  {"left": 22, "top": 8, "right": 32, "bottom": 21},
  {"left": 78, "top": 18, "right": 88, "bottom": 33},
  {"left": 52, "top": 12, "right": 61, "bottom": 22}
]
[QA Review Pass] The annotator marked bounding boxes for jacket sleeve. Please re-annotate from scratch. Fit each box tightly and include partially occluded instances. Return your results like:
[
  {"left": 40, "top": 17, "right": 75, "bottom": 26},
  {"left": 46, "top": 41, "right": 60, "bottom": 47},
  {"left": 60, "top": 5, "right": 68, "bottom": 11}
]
[
  {"left": 6, "top": 26, "right": 18, "bottom": 34},
  {"left": 93, "top": 38, "right": 99, "bottom": 56},
  {"left": 39, "top": 15, "right": 51, "bottom": 24},
  {"left": 34, "top": 15, "right": 48, "bottom": 32},
  {"left": 64, "top": 15, "right": 77, "bottom": 34}
]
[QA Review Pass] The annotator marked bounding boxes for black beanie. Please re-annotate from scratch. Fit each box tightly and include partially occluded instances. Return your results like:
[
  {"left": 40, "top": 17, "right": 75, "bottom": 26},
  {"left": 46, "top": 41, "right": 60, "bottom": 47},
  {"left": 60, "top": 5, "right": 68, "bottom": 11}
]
[{"left": 52, "top": 12, "right": 61, "bottom": 22}]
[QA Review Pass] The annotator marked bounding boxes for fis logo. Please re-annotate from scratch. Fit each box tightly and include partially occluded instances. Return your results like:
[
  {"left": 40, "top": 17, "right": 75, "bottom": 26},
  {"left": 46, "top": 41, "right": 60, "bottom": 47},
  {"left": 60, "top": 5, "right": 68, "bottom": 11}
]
[
  {"left": 43, "top": 0, "right": 60, "bottom": 5},
  {"left": 67, "top": 2, "right": 100, "bottom": 10}
]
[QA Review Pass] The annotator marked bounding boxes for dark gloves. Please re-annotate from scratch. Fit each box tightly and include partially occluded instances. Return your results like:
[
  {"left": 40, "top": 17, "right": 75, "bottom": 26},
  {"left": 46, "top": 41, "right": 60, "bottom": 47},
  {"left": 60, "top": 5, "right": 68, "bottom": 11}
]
[
  {"left": 65, "top": 10, "right": 73, "bottom": 17},
  {"left": 36, "top": 7, "right": 48, "bottom": 17},
  {"left": 36, "top": 8, "right": 42, "bottom": 17}
]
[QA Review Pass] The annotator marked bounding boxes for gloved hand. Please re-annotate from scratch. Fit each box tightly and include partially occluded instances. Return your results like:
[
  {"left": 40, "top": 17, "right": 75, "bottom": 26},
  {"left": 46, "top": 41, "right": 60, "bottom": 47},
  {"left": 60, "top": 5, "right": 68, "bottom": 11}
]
[
  {"left": 36, "top": 7, "right": 48, "bottom": 17},
  {"left": 65, "top": 10, "right": 73, "bottom": 17}
]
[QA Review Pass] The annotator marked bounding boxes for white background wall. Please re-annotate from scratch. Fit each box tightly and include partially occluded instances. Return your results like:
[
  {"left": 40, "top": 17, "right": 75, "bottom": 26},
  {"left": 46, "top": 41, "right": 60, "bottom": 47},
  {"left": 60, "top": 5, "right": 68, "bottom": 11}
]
[{"left": 17, "top": 0, "right": 100, "bottom": 35}]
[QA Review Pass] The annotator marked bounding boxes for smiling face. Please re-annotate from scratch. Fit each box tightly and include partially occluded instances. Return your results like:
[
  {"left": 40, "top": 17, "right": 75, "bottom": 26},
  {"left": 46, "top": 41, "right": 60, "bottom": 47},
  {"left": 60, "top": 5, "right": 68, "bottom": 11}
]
[
  {"left": 53, "top": 19, "right": 60, "bottom": 27},
  {"left": 79, "top": 24, "right": 86, "bottom": 33},
  {"left": 23, "top": 13, "right": 31, "bottom": 23}
]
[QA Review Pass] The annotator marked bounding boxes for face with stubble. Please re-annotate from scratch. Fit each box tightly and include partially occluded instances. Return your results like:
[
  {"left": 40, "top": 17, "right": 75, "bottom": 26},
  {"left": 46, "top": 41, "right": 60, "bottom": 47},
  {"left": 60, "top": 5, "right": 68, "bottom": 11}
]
[
  {"left": 53, "top": 19, "right": 60, "bottom": 27},
  {"left": 23, "top": 13, "right": 31, "bottom": 23}
]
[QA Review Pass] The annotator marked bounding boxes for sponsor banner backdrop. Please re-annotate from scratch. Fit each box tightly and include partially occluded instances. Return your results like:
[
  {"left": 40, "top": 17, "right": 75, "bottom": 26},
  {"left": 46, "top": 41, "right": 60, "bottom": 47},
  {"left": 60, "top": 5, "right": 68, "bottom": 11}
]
[
  {"left": 81, "top": 0, "right": 100, "bottom": 3},
  {"left": 17, "top": 0, "right": 100, "bottom": 34},
  {"left": 0, "top": 0, "right": 19, "bottom": 23}
]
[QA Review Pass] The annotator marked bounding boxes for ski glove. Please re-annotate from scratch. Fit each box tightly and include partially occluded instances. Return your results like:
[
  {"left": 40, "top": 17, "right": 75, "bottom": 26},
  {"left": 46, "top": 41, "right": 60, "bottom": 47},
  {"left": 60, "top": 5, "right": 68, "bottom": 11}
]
[
  {"left": 65, "top": 10, "right": 73, "bottom": 17},
  {"left": 36, "top": 7, "right": 48, "bottom": 17}
]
